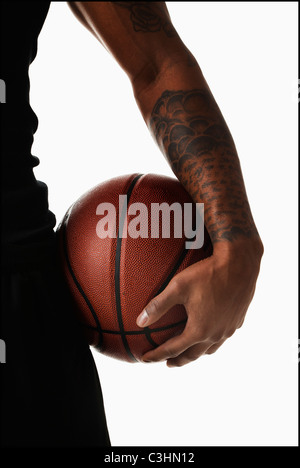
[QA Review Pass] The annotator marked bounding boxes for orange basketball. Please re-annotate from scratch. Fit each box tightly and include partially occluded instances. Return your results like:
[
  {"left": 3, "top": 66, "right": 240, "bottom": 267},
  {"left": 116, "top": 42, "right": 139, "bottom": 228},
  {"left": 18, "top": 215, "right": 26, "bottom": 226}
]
[{"left": 57, "top": 173, "right": 212, "bottom": 363}]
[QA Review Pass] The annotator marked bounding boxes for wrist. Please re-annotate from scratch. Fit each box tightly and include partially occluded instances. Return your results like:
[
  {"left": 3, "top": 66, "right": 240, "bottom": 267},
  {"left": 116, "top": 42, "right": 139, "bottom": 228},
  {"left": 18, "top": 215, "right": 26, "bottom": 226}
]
[{"left": 212, "top": 236, "right": 264, "bottom": 270}]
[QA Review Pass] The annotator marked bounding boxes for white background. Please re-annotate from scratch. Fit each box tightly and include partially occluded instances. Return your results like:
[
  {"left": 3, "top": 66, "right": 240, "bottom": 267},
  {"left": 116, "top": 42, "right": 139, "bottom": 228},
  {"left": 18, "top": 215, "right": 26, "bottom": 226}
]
[{"left": 29, "top": 2, "right": 298, "bottom": 446}]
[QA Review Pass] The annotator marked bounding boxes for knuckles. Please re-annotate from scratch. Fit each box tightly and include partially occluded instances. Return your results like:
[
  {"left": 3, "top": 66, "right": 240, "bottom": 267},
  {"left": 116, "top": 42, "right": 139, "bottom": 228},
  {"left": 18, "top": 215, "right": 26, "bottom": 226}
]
[
  {"left": 169, "top": 277, "right": 185, "bottom": 299},
  {"left": 163, "top": 345, "right": 180, "bottom": 360}
]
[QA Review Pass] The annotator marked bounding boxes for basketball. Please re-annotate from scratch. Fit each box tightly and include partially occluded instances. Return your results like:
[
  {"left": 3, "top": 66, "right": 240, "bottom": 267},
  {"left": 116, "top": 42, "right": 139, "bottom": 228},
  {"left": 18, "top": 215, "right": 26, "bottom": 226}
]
[{"left": 57, "top": 173, "right": 213, "bottom": 363}]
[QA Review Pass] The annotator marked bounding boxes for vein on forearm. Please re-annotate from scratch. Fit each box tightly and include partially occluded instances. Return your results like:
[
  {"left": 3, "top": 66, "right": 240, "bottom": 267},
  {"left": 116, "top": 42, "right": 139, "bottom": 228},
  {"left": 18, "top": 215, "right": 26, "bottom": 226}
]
[{"left": 149, "top": 89, "right": 258, "bottom": 243}]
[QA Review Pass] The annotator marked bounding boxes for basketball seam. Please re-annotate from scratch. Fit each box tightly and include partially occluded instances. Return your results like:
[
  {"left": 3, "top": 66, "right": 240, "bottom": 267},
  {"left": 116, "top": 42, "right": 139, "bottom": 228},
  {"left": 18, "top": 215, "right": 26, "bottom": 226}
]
[
  {"left": 115, "top": 173, "right": 144, "bottom": 362},
  {"left": 117, "top": 175, "right": 191, "bottom": 352},
  {"left": 62, "top": 216, "right": 104, "bottom": 348},
  {"left": 81, "top": 319, "right": 187, "bottom": 335}
]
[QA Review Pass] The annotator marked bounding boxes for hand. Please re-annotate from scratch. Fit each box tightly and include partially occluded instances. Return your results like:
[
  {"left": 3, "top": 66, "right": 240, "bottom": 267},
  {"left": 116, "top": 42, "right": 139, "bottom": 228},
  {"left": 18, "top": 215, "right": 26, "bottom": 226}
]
[{"left": 136, "top": 240, "right": 263, "bottom": 367}]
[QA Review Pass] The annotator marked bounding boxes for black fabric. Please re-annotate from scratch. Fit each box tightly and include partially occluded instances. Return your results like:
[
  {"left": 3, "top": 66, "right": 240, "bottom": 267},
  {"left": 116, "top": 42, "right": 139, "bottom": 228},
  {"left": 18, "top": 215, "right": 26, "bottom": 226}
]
[
  {"left": 0, "top": 236, "right": 111, "bottom": 447},
  {"left": 0, "top": 1, "right": 56, "bottom": 246},
  {"left": 0, "top": 1, "right": 111, "bottom": 447}
]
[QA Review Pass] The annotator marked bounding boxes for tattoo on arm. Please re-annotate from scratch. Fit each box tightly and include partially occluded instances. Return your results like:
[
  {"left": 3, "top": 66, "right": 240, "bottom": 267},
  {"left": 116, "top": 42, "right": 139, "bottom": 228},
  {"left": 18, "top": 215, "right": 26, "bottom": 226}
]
[
  {"left": 149, "top": 89, "right": 258, "bottom": 243},
  {"left": 114, "top": 2, "right": 176, "bottom": 37}
]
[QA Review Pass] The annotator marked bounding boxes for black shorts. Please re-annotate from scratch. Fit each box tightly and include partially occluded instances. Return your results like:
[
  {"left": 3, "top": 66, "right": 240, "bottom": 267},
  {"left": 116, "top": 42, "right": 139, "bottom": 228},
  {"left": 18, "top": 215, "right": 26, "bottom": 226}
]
[{"left": 0, "top": 234, "right": 111, "bottom": 447}]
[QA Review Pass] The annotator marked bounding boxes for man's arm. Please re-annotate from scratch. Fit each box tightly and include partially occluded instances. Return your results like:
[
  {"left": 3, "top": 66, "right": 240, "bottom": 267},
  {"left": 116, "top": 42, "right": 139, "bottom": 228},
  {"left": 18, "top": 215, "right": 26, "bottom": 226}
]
[{"left": 68, "top": 2, "right": 264, "bottom": 366}]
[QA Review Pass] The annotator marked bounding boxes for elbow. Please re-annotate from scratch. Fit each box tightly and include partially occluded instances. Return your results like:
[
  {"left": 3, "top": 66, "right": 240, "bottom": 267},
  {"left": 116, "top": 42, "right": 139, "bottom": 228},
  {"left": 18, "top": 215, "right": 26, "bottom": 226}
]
[{"left": 131, "top": 52, "right": 205, "bottom": 122}]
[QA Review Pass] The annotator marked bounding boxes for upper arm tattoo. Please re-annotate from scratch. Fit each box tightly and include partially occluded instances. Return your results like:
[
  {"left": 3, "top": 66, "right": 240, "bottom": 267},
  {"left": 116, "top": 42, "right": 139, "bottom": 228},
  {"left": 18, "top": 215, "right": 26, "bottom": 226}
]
[
  {"left": 150, "top": 89, "right": 258, "bottom": 243},
  {"left": 114, "top": 2, "right": 176, "bottom": 37}
]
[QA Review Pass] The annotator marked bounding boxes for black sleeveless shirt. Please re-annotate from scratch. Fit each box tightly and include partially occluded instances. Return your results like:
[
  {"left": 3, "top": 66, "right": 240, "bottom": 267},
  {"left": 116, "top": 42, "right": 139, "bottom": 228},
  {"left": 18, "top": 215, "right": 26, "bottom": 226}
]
[{"left": 0, "top": 1, "right": 56, "bottom": 248}]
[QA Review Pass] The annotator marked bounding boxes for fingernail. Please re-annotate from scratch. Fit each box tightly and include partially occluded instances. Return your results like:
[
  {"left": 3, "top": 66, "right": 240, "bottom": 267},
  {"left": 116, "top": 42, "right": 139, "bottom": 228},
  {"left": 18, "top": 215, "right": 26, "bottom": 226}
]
[{"left": 137, "top": 309, "right": 149, "bottom": 327}]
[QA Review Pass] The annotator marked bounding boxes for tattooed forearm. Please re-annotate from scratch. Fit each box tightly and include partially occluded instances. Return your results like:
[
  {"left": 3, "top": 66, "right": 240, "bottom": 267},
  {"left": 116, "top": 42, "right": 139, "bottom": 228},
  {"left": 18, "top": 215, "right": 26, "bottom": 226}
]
[
  {"left": 114, "top": 2, "right": 176, "bottom": 37},
  {"left": 149, "top": 89, "right": 258, "bottom": 243}
]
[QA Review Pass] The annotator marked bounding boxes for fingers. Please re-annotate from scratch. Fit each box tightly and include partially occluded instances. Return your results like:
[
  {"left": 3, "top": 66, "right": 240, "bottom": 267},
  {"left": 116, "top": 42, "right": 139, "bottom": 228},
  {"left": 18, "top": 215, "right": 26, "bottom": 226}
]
[
  {"left": 144, "top": 336, "right": 227, "bottom": 367},
  {"left": 205, "top": 339, "right": 226, "bottom": 355},
  {"left": 136, "top": 279, "right": 184, "bottom": 328},
  {"left": 135, "top": 260, "right": 246, "bottom": 367},
  {"left": 166, "top": 342, "right": 210, "bottom": 367},
  {"left": 141, "top": 325, "right": 198, "bottom": 363},
  {"left": 165, "top": 339, "right": 227, "bottom": 367}
]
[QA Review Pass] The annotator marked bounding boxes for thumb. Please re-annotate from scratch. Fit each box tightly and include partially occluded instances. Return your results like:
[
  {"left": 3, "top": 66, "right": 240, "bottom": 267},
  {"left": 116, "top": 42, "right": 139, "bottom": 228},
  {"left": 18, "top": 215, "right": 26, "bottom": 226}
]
[{"left": 136, "top": 280, "right": 183, "bottom": 328}]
